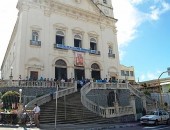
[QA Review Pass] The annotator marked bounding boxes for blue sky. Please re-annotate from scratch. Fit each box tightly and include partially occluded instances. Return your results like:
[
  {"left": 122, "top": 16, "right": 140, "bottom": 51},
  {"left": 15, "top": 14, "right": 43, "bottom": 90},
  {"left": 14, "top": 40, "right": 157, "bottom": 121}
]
[
  {"left": 0, "top": 0, "right": 170, "bottom": 81},
  {"left": 112, "top": 0, "right": 170, "bottom": 81}
]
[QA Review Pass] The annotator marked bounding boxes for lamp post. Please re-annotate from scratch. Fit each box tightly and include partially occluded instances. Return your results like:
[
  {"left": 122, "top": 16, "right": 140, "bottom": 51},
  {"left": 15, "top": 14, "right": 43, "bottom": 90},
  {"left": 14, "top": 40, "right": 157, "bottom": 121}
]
[
  {"left": 55, "top": 85, "right": 58, "bottom": 128},
  {"left": 9, "top": 66, "right": 13, "bottom": 79},
  {"left": 158, "top": 71, "right": 168, "bottom": 108},
  {"left": 19, "top": 89, "right": 22, "bottom": 104}
]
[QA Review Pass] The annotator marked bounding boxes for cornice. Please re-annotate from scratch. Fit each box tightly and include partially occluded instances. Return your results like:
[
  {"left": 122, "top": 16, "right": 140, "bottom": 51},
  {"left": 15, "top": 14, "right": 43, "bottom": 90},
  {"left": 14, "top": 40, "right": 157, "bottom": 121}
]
[
  {"left": 17, "top": 0, "right": 116, "bottom": 28},
  {"left": 47, "top": 1, "right": 116, "bottom": 27}
]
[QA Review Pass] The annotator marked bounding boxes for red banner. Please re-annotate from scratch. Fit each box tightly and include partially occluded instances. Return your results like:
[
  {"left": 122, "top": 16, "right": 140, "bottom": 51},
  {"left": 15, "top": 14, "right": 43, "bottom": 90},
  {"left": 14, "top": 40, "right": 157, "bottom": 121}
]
[{"left": 75, "top": 52, "right": 84, "bottom": 66}]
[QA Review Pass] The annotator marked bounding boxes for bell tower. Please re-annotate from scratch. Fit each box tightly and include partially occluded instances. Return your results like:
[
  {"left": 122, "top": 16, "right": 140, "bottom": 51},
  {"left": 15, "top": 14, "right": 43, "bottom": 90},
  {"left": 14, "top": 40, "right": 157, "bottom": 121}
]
[{"left": 92, "top": 0, "right": 114, "bottom": 18}]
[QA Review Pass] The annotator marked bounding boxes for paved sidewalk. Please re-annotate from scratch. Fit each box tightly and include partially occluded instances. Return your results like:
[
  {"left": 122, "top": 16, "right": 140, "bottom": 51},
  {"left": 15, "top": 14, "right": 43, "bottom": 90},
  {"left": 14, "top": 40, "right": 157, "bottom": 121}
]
[
  {"left": 0, "top": 122, "right": 140, "bottom": 130},
  {"left": 40, "top": 122, "right": 140, "bottom": 130}
]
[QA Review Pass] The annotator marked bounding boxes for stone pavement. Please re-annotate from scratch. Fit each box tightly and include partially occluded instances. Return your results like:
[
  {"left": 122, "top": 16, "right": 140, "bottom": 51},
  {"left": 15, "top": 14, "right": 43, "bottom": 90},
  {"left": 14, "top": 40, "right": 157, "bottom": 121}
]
[{"left": 0, "top": 122, "right": 140, "bottom": 130}]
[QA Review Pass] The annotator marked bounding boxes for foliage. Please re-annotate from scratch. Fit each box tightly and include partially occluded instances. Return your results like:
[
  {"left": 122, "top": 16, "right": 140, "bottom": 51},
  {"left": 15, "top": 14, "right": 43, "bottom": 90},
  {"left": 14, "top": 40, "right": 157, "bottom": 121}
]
[
  {"left": 164, "top": 102, "right": 168, "bottom": 107},
  {"left": 1, "top": 91, "right": 20, "bottom": 109},
  {"left": 36, "top": 94, "right": 44, "bottom": 98},
  {"left": 0, "top": 92, "right": 2, "bottom": 99},
  {"left": 143, "top": 90, "right": 151, "bottom": 96},
  {"left": 1, "top": 91, "right": 19, "bottom": 99}
]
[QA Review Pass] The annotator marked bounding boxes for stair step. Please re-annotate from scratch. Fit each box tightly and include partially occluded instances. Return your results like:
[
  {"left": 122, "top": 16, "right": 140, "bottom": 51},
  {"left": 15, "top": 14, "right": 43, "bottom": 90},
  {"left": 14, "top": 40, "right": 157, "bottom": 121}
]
[{"left": 39, "top": 91, "right": 106, "bottom": 124}]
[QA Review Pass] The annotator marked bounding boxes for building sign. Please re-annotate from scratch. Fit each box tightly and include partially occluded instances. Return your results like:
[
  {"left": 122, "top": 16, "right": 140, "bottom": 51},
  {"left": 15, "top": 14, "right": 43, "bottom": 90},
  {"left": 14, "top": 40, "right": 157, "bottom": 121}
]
[
  {"left": 75, "top": 52, "right": 84, "bottom": 66},
  {"left": 55, "top": 44, "right": 89, "bottom": 52}
]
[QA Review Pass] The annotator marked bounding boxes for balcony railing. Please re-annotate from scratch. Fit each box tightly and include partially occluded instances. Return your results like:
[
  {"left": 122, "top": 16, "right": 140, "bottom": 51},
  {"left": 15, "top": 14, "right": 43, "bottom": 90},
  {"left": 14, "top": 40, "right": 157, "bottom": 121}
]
[
  {"left": 30, "top": 40, "right": 41, "bottom": 46},
  {"left": 54, "top": 44, "right": 101, "bottom": 55},
  {"left": 108, "top": 53, "right": 115, "bottom": 58},
  {"left": 54, "top": 44, "right": 89, "bottom": 52},
  {"left": 89, "top": 50, "right": 100, "bottom": 55}
]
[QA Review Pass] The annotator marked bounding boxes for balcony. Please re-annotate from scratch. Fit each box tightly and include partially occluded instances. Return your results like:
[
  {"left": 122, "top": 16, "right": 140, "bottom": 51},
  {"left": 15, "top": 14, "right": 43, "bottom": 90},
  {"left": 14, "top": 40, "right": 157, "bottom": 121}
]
[
  {"left": 53, "top": 44, "right": 101, "bottom": 55},
  {"left": 89, "top": 50, "right": 101, "bottom": 55},
  {"left": 108, "top": 53, "right": 115, "bottom": 58},
  {"left": 54, "top": 44, "right": 89, "bottom": 52},
  {"left": 54, "top": 44, "right": 68, "bottom": 50},
  {"left": 30, "top": 40, "right": 41, "bottom": 46}
]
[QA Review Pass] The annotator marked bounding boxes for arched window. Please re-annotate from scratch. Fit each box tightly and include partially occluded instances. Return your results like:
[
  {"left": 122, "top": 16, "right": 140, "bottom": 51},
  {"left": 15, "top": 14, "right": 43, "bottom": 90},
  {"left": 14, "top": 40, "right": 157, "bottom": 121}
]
[
  {"left": 32, "top": 31, "right": 39, "bottom": 41},
  {"left": 56, "top": 30, "right": 65, "bottom": 45},
  {"left": 74, "top": 34, "right": 82, "bottom": 48},
  {"left": 108, "top": 46, "right": 113, "bottom": 54},
  {"left": 56, "top": 31, "right": 64, "bottom": 36},
  {"left": 90, "top": 38, "right": 97, "bottom": 50},
  {"left": 91, "top": 63, "right": 100, "bottom": 70},
  {"left": 55, "top": 59, "right": 67, "bottom": 67}
]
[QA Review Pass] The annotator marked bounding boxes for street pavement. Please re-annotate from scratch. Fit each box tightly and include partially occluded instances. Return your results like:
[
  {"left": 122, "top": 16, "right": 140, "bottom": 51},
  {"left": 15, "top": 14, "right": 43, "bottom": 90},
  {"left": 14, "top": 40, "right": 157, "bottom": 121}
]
[
  {"left": 0, "top": 122, "right": 170, "bottom": 130},
  {"left": 0, "top": 122, "right": 139, "bottom": 130}
]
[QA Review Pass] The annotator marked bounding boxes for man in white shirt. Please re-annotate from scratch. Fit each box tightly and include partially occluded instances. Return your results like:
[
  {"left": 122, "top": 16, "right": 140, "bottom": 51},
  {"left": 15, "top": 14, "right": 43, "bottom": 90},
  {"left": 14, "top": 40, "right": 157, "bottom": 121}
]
[{"left": 33, "top": 104, "right": 40, "bottom": 128}]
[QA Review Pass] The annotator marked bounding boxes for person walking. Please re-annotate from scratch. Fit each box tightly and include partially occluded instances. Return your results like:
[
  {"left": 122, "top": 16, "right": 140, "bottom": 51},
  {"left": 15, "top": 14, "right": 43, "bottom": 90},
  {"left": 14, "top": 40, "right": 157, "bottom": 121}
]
[{"left": 33, "top": 104, "right": 40, "bottom": 128}]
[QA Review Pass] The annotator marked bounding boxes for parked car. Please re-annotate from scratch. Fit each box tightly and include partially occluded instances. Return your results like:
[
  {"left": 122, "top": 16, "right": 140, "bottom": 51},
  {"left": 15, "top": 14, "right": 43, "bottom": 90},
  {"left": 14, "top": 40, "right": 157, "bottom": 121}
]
[{"left": 140, "top": 110, "right": 170, "bottom": 125}]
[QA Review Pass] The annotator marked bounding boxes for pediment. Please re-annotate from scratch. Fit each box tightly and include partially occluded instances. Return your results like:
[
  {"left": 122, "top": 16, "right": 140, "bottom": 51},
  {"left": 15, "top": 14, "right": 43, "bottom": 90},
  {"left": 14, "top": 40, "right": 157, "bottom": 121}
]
[{"left": 51, "top": 0, "right": 102, "bottom": 16}]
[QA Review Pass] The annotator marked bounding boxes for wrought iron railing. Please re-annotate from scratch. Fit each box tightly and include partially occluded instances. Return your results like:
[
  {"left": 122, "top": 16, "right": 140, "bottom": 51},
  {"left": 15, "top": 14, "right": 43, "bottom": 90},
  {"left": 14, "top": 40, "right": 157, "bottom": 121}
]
[{"left": 30, "top": 40, "right": 41, "bottom": 46}]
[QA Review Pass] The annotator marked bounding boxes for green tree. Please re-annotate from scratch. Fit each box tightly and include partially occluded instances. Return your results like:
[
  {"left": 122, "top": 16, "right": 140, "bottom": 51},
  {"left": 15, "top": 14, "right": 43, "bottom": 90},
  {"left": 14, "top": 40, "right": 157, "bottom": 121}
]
[
  {"left": 143, "top": 90, "right": 151, "bottom": 96},
  {"left": 1, "top": 91, "right": 20, "bottom": 109}
]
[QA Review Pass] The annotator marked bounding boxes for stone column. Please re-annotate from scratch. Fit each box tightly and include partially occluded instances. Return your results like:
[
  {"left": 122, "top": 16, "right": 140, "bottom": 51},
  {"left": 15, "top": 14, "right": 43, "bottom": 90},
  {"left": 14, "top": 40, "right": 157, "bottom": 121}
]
[
  {"left": 67, "top": 67, "right": 74, "bottom": 80},
  {"left": 114, "top": 90, "right": 119, "bottom": 114}
]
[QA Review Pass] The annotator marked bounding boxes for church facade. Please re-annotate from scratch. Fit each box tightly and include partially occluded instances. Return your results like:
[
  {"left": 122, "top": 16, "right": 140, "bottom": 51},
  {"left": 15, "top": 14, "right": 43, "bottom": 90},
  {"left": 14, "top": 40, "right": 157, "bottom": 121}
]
[{"left": 1, "top": 0, "right": 124, "bottom": 81}]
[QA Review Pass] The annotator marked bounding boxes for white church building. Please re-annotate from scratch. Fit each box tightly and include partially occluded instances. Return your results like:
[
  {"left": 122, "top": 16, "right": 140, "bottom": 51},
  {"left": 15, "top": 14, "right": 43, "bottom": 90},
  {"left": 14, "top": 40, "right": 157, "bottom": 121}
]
[{"left": 1, "top": 0, "right": 135, "bottom": 82}]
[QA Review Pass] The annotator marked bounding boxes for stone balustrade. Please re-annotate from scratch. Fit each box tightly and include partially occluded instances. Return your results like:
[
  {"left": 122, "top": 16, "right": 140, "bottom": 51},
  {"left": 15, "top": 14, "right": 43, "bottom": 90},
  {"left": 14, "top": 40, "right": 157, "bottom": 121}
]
[
  {"left": 0, "top": 80, "right": 74, "bottom": 88},
  {"left": 81, "top": 82, "right": 134, "bottom": 118},
  {"left": 26, "top": 81, "right": 77, "bottom": 110}
]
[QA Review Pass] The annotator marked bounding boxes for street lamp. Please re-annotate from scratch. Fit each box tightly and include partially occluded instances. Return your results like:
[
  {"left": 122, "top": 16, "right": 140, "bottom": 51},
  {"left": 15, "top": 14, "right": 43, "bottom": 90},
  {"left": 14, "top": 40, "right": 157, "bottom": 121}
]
[
  {"left": 55, "top": 85, "right": 58, "bottom": 128},
  {"left": 158, "top": 70, "right": 169, "bottom": 108},
  {"left": 9, "top": 66, "right": 13, "bottom": 79},
  {"left": 19, "top": 89, "right": 22, "bottom": 104}
]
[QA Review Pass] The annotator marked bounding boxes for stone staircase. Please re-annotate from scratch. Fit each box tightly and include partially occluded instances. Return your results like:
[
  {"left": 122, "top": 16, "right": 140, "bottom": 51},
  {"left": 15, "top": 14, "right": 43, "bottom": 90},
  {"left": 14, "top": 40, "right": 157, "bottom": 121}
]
[
  {"left": 39, "top": 91, "right": 135, "bottom": 124},
  {"left": 40, "top": 92, "right": 105, "bottom": 124}
]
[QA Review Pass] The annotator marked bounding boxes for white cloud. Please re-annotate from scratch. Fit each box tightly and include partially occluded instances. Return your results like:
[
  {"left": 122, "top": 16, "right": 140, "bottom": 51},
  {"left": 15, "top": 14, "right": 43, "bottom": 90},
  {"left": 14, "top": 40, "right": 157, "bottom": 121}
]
[
  {"left": 140, "top": 74, "right": 146, "bottom": 81},
  {"left": 149, "top": 1, "right": 170, "bottom": 20},
  {"left": 112, "top": 0, "right": 143, "bottom": 47},
  {"left": 139, "top": 70, "right": 166, "bottom": 81},
  {"left": 147, "top": 72, "right": 158, "bottom": 80},
  {"left": 118, "top": 49, "right": 126, "bottom": 61},
  {"left": 139, "top": 72, "right": 156, "bottom": 81},
  {"left": 0, "top": 0, "right": 18, "bottom": 68},
  {"left": 112, "top": 0, "right": 146, "bottom": 61},
  {"left": 112, "top": 0, "right": 170, "bottom": 60},
  {"left": 131, "top": 0, "right": 143, "bottom": 4}
]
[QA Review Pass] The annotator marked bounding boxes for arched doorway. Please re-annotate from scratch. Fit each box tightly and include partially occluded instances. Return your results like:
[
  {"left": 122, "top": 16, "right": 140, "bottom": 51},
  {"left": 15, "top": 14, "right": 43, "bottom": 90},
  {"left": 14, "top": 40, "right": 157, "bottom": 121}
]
[
  {"left": 74, "top": 67, "right": 85, "bottom": 80},
  {"left": 91, "top": 63, "right": 100, "bottom": 80},
  {"left": 55, "top": 59, "right": 67, "bottom": 80}
]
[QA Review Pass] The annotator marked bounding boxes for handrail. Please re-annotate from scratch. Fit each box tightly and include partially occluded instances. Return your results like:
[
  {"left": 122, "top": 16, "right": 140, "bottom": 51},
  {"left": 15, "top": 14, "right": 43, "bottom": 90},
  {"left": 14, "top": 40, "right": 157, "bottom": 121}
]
[
  {"left": 128, "top": 83, "right": 143, "bottom": 98},
  {"left": 25, "top": 82, "right": 77, "bottom": 110},
  {"left": 81, "top": 82, "right": 133, "bottom": 118},
  {"left": 128, "top": 83, "right": 155, "bottom": 103},
  {"left": 0, "top": 80, "right": 74, "bottom": 88}
]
